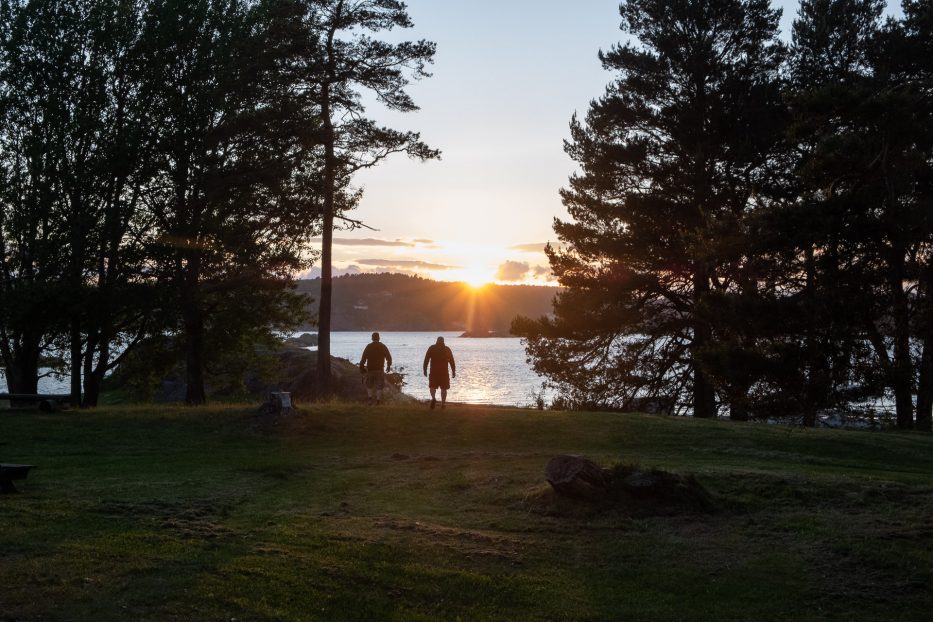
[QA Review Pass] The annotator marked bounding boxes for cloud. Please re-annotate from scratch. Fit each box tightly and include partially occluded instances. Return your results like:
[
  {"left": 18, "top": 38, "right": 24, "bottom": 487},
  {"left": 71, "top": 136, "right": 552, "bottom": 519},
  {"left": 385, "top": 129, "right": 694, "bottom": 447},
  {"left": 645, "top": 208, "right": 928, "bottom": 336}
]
[
  {"left": 413, "top": 239, "right": 435, "bottom": 244},
  {"left": 509, "top": 242, "right": 548, "bottom": 253},
  {"left": 533, "top": 265, "right": 551, "bottom": 277},
  {"left": 357, "top": 259, "right": 457, "bottom": 271},
  {"left": 312, "top": 237, "right": 416, "bottom": 248},
  {"left": 300, "top": 264, "right": 362, "bottom": 279},
  {"left": 496, "top": 260, "right": 531, "bottom": 281}
]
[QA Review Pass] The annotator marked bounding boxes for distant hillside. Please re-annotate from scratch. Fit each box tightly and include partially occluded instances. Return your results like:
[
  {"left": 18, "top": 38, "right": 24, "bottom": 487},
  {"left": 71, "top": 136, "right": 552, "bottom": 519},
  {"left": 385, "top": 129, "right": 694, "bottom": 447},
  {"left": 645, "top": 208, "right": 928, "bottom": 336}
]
[{"left": 296, "top": 273, "right": 557, "bottom": 333}]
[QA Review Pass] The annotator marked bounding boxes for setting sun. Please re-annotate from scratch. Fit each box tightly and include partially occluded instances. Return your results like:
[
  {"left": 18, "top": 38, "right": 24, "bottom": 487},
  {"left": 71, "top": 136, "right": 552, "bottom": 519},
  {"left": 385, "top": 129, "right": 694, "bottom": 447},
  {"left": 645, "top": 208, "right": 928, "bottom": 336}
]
[
  {"left": 446, "top": 266, "right": 494, "bottom": 288},
  {"left": 433, "top": 255, "right": 498, "bottom": 288}
]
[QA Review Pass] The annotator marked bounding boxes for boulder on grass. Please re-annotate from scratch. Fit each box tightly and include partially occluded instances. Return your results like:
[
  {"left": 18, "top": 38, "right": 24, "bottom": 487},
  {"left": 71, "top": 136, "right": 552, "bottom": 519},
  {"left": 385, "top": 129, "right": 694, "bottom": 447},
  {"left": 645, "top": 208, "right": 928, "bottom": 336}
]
[
  {"left": 541, "top": 457, "right": 718, "bottom": 515},
  {"left": 545, "top": 454, "right": 611, "bottom": 501}
]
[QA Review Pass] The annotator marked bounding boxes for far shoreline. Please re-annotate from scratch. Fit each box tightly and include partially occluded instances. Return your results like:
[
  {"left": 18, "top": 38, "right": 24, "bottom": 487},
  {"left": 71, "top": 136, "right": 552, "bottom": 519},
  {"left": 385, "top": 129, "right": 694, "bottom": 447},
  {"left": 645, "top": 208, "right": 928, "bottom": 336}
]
[{"left": 295, "top": 329, "right": 520, "bottom": 338}]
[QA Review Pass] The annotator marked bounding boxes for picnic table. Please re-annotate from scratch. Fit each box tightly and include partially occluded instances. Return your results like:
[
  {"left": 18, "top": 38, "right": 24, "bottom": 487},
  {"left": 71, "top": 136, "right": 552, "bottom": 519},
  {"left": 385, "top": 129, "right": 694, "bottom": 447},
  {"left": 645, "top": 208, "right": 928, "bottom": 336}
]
[
  {"left": 0, "top": 393, "right": 73, "bottom": 412},
  {"left": 0, "top": 463, "right": 35, "bottom": 493}
]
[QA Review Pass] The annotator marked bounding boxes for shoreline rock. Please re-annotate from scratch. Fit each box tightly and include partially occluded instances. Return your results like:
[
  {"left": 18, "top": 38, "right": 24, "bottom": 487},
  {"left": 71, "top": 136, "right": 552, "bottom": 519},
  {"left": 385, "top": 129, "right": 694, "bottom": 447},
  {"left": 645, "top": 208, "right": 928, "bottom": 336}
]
[
  {"left": 109, "top": 336, "right": 415, "bottom": 404},
  {"left": 284, "top": 333, "right": 318, "bottom": 348},
  {"left": 459, "top": 330, "right": 514, "bottom": 338}
]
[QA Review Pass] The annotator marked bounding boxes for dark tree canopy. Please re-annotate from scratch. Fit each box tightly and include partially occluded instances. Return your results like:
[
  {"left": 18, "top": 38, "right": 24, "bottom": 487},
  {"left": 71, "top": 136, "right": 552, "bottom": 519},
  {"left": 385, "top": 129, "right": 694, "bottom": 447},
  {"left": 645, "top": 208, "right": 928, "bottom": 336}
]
[
  {"left": 516, "top": 0, "right": 786, "bottom": 417},
  {"left": 519, "top": 0, "right": 933, "bottom": 430},
  {"left": 0, "top": 0, "right": 324, "bottom": 404}
]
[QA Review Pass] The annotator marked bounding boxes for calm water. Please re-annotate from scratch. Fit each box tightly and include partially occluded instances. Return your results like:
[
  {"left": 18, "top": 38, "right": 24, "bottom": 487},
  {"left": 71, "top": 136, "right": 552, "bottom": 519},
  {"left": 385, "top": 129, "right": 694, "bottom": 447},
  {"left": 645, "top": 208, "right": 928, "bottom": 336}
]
[
  {"left": 2, "top": 331, "right": 548, "bottom": 407},
  {"left": 323, "top": 331, "right": 548, "bottom": 407},
  {"left": 0, "top": 371, "right": 67, "bottom": 394}
]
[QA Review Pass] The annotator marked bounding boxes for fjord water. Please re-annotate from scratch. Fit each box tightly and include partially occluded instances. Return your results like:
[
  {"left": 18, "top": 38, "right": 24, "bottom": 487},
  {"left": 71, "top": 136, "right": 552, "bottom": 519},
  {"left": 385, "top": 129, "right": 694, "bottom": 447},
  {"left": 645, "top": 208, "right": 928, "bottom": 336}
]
[
  {"left": 325, "top": 331, "right": 548, "bottom": 407},
  {"left": 0, "top": 331, "right": 549, "bottom": 407}
]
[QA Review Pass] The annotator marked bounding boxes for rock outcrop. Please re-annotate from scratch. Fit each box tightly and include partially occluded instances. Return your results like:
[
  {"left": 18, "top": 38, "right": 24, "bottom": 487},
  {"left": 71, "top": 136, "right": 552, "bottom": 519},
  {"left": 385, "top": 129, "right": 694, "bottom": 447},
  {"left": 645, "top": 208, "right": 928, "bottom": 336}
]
[{"left": 246, "top": 344, "right": 413, "bottom": 404}]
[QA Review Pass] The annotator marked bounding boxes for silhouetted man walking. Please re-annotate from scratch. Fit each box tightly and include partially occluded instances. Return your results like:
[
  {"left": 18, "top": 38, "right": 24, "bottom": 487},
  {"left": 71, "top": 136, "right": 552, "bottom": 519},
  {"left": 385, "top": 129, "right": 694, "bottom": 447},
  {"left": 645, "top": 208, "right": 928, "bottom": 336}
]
[
  {"left": 423, "top": 336, "right": 456, "bottom": 409},
  {"left": 360, "top": 332, "right": 392, "bottom": 405}
]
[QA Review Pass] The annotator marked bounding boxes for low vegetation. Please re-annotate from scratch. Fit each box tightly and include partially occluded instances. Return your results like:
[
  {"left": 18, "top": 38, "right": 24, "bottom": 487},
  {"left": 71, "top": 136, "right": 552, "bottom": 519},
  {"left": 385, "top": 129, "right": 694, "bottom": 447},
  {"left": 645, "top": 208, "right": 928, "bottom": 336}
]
[{"left": 2, "top": 405, "right": 931, "bottom": 621}]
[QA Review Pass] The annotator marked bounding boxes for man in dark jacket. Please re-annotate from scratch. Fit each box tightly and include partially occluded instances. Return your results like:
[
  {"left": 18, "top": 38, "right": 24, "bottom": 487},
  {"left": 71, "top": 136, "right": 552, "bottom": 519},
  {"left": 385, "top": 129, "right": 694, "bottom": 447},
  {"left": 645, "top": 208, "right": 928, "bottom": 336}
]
[
  {"left": 360, "top": 332, "right": 392, "bottom": 405},
  {"left": 423, "top": 336, "right": 456, "bottom": 409}
]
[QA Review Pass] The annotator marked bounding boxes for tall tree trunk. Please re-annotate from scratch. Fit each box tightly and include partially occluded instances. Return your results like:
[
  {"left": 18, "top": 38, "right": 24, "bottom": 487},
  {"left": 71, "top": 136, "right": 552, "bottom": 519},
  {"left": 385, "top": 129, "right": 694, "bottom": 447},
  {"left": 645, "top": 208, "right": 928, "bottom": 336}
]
[
  {"left": 82, "top": 335, "right": 96, "bottom": 406},
  {"left": 68, "top": 187, "right": 86, "bottom": 407},
  {"left": 916, "top": 264, "right": 933, "bottom": 432},
  {"left": 316, "top": 16, "right": 340, "bottom": 401},
  {"left": 82, "top": 338, "right": 109, "bottom": 408},
  {"left": 3, "top": 337, "right": 41, "bottom": 394},
  {"left": 70, "top": 318, "right": 83, "bottom": 406},
  {"left": 692, "top": 349, "right": 717, "bottom": 418},
  {"left": 82, "top": 286, "right": 113, "bottom": 408},
  {"left": 82, "top": 343, "right": 95, "bottom": 407},
  {"left": 83, "top": 374, "right": 102, "bottom": 408},
  {"left": 729, "top": 392, "right": 749, "bottom": 421},
  {"left": 692, "top": 267, "right": 716, "bottom": 418},
  {"left": 4, "top": 367, "right": 35, "bottom": 394},
  {"left": 182, "top": 254, "right": 206, "bottom": 405},
  {"left": 889, "top": 256, "right": 914, "bottom": 430},
  {"left": 317, "top": 109, "right": 334, "bottom": 398},
  {"left": 916, "top": 336, "right": 933, "bottom": 432},
  {"left": 802, "top": 246, "right": 819, "bottom": 427},
  {"left": 881, "top": 145, "right": 914, "bottom": 430},
  {"left": 4, "top": 367, "right": 34, "bottom": 395},
  {"left": 183, "top": 302, "right": 207, "bottom": 405},
  {"left": 84, "top": 380, "right": 103, "bottom": 407}
]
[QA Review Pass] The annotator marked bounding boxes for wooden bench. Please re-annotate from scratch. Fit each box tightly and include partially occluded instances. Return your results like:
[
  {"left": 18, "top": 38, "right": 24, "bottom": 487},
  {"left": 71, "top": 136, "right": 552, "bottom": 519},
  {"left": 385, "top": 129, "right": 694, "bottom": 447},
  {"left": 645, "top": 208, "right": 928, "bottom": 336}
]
[
  {"left": 0, "top": 393, "right": 73, "bottom": 412},
  {"left": 0, "top": 463, "right": 35, "bottom": 493}
]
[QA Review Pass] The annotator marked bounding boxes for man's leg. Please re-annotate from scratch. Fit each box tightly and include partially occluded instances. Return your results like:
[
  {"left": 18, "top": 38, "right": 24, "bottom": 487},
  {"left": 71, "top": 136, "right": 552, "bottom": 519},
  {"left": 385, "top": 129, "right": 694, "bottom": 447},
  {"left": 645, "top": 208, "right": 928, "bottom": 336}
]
[
  {"left": 369, "top": 372, "right": 386, "bottom": 405},
  {"left": 429, "top": 387, "right": 437, "bottom": 409},
  {"left": 440, "top": 388, "right": 447, "bottom": 408}
]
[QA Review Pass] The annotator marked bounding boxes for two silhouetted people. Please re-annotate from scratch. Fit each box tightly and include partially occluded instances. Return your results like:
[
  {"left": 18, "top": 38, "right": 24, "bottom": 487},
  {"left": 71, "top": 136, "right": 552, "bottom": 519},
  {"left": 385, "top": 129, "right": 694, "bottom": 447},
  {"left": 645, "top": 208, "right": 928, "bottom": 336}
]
[
  {"left": 423, "top": 336, "right": 456, "bottom": 409},
  {"left": 359, "top": 332, "right": 392, "bottom": 405},
  {"left": 360, "top": 333, "right": 456, "bottom": 408}
]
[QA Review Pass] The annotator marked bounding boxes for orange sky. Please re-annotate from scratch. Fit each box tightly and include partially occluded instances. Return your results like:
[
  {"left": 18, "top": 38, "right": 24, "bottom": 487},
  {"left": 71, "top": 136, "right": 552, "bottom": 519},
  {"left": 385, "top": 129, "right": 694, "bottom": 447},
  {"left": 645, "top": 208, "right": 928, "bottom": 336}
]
[
  {"left": 307, "top": 237, "right": 557, "bottom": 286},
  {"left": 302, "top": 1, "right": 626, "bottom": 286},
  {"left": 306, "top": 0, "right": 901, "bottom": 287}
]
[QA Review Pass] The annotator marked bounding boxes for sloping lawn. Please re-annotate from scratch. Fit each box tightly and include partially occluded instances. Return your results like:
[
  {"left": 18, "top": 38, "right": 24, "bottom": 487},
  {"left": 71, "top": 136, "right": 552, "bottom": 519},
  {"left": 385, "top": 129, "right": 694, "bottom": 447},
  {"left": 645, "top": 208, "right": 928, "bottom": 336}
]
[{"left": 1, "top": 403, "right": 931, "bottom": 621}]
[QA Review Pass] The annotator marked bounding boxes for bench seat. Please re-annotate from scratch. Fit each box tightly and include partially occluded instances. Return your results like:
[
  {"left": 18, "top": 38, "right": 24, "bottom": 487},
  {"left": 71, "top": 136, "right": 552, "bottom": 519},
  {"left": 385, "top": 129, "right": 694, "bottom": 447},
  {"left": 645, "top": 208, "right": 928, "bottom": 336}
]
[
  {"left": 0, "top": 463, "right": 35, "bottom": 493},
  {"left": 0, "top": 393, "right": 72, "bottom": 411}
]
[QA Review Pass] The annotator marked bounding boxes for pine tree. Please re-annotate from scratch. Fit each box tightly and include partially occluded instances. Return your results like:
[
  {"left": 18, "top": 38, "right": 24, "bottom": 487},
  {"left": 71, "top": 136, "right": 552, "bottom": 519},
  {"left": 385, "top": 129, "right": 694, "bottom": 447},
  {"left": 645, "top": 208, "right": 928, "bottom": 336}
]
[
  {"left": 0, "top": 0, "right": 75, "bottom": 394},
  {"left": 515, "top": 0, "right": 785, "bottom": 416},
  {"left": 789, "top": 0, "right": 933, "bottom": 429},
  {"left": 138, "top": 0, "right": 321, "bottom": 404},
  {"left": 299, "top": 0, "right": 439, "bottom": 398},
  {"left": 903, "top": 0, "right": 933, "bottom": 432}
]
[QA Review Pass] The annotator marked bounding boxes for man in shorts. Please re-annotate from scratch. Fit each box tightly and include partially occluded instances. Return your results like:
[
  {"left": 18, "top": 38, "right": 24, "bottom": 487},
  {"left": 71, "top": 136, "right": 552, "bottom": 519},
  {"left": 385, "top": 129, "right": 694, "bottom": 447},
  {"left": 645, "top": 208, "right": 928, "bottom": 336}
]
[
  {"left": 423, "top": 336, "right": 456, "bottom": 409},
  {"left": 359, "top": 332, "right": 392, "bottom": 405}
]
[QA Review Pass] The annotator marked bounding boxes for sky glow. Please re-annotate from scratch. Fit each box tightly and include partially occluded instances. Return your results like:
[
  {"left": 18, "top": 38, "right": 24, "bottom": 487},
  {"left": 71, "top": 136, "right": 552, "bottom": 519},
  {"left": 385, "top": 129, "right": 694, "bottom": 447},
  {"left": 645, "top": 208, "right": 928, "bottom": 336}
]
[{"left": 311, "top": 0, "right": 901, "bottom": 286}]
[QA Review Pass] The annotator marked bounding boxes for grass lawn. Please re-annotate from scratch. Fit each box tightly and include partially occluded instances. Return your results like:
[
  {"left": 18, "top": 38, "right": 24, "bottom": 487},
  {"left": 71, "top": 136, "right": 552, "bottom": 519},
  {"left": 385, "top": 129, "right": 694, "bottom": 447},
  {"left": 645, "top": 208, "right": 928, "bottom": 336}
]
[{"left": 1, "top": 403, "right": 932, "bottom": 621}]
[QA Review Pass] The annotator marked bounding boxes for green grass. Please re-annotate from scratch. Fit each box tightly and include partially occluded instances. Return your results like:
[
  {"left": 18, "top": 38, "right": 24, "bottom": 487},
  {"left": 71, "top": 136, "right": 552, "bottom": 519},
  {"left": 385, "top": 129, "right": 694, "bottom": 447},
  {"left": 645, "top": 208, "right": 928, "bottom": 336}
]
[{"left": 1, "top": 403, "right": 932, "bottom": 621}]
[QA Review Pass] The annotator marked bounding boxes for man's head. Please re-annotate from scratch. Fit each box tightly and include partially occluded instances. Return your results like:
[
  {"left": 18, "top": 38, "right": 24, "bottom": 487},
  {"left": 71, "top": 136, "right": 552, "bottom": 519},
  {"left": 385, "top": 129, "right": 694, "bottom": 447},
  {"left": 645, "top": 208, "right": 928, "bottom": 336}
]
[
  {"left": 372, "top": 332, "right": 380, "bottom": 342},
  {"left": 436, "top": 336, "right": 444, "bottom": 345}
]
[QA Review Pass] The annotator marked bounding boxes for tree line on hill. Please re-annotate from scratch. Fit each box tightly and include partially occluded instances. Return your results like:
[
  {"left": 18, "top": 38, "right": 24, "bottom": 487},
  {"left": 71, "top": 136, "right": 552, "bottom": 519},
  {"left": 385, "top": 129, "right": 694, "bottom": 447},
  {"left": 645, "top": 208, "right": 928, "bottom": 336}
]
[
  {"left": 0, "top": 0, "right": 433, "bottom": 405},
  {"left": 514, "top": 0, "right": 933, "bottom": 430},
  {"left": 297, "top": 273, "right": 557, "bottom": 333}
]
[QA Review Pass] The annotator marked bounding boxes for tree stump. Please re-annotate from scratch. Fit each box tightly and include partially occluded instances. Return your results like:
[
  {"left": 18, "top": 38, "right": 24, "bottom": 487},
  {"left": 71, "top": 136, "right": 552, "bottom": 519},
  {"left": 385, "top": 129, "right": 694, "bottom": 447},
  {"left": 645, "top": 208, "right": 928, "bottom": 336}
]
[
  {"left": 545, "top": 454, "right": 611, "bottom": 501},
  {"left": 260, "top": 391, "right": 293, "bottom": 416}
]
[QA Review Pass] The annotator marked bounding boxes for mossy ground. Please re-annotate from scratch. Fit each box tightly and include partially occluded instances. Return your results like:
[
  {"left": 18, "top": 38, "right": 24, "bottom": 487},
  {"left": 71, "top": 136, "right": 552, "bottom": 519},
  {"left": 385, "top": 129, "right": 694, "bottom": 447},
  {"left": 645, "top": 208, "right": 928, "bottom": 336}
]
[{"left": 1, "top": 403, "right": 931, "bottom": 621}]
